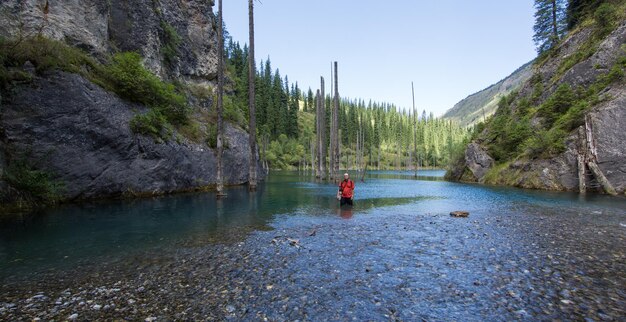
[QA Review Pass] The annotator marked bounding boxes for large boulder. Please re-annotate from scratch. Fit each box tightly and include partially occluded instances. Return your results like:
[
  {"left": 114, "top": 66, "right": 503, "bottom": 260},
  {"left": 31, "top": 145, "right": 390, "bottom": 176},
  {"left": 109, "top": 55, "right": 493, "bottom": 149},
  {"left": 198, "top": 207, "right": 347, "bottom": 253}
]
[
  {"left": 464, "top": 143, "right": 494, "bottom": 182},
  {"left": 1, "top": 71, "right": 260, "bottom": 201}
]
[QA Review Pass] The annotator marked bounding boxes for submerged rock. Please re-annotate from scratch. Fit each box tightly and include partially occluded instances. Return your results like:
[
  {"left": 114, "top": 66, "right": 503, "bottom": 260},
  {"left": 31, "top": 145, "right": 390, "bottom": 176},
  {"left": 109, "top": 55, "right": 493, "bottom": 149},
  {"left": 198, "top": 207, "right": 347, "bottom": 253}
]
[
  {"left": 450, "top": 211, "right": 470, "bottom": 218},
  {"left": 464, "top": 144, "right": 494, "bottom": 183}
]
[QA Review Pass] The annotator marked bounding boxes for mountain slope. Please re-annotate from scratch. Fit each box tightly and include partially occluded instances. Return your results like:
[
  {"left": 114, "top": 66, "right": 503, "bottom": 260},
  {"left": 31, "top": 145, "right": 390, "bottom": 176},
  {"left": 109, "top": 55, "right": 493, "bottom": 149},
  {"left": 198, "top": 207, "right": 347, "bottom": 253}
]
[
  {"left": 447, "top": 9, "right": 626, "bottom": 195},
  {"left": 443, "top": 62, "right": 533, "bottom": 127}
]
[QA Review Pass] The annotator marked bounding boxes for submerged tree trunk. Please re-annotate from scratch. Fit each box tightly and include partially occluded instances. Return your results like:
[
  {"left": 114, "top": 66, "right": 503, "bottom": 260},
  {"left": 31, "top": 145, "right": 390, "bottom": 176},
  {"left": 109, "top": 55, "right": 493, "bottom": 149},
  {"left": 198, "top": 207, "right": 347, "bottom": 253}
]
[
  {"left": 310, "top": 138, "right": 316, "bottom": 176},
  {"left": 328, "top": 75, "right": 335, "bottom": 181},
  {"left": 315, "top": 91, "right": 321, "bottom": 178},
  {"left": 216, "top": 0, "right": 226, "bottom": 197},
  {"left": 248, "top": 0, "right": 257, "bottom": 191},
  {"left": 588, "top": 162, "right": 617, "bottom": 195},
  {"left": 320, "top": 78, "right": 327, "bottom": 181},
  {"left": 412, "top": 82, "right": 418, "bottom": 177},
  {"left": 333, "top": 61, "right": 340, "bottom": 181}
]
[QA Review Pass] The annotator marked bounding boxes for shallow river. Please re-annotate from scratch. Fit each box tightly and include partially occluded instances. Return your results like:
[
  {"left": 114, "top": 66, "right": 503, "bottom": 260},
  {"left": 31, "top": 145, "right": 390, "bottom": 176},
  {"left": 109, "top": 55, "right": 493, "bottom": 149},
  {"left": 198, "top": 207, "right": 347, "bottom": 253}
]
[{"left": 1, "top": 170, "right": 625, "bottom": 320}]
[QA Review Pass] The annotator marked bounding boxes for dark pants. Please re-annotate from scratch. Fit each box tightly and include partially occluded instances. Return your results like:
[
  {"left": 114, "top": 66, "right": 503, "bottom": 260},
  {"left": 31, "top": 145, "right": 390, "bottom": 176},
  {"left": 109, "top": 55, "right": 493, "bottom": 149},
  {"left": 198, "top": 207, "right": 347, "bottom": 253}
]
[{"left": 340, "top": 197, "right": 353, "bottom": 206}]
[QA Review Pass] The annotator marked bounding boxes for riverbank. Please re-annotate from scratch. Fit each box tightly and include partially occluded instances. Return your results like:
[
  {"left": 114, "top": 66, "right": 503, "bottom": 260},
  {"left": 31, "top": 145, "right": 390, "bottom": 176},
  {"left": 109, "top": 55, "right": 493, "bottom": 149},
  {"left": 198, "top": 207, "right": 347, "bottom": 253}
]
[{"left": 2, "top": 197, "right": 624, "bottom": 321}]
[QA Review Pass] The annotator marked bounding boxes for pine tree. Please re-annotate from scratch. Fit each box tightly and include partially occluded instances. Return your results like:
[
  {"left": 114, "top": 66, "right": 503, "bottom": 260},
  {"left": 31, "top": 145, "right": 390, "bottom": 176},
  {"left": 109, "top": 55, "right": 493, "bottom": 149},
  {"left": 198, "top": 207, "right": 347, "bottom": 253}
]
[
  {"left": 289, "top": 82, "right": 300, "bottom": 138},
  {"left": 533, "top": 0, "right": 567, "bottom": 53},
  {"left": 566, "top": 0, "right": 602, "bottom": 30}
]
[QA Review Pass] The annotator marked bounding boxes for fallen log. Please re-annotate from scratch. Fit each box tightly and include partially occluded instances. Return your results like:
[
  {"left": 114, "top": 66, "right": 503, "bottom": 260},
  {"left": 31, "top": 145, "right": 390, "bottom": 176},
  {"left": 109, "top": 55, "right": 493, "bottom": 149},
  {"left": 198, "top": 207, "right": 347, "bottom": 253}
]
[{"left": 577, "top": 126, "right": 587, "bottom": 194}]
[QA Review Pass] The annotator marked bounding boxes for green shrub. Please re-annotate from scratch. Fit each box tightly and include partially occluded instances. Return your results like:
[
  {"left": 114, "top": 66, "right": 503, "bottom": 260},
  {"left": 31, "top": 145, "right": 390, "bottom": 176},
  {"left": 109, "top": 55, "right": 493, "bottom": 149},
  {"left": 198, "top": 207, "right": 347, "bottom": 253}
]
[
  {"left": 106, "top": 52, "right": 189, "bottom": 125},
  {"left": 206, "top": 123, "right": 218, "bottom": 149},
  {"left": 223, "top": 95, "right": 247, "bottom": 126},
  {"left": 188, "top": 83, "right": 213, "bottom": 101},
  {"left": 3, "top": 159, "right": 64, "bottom": 203},
  {"left": 129, "top": 109, "right": 171, "bottom": 140},
  {"left": 0, "top": 36, "right": 106, "bottom": 89},
  {"left": 265, "top": 134, "right": 305, "bottom": 169},
  {"left": 553, "top": 100, "right": 590, "bottom": 132},
  {"left": 594, "top": 3, "right": 616, "bottom": 36},
  {"left": 178, "top": 120, "right": 204, "bottom": 143},
  {"left": 538, "top": 83, "right": 575, "bottom": 126},
  {"left": 522, "top": 127, "right": 567, "bottom": 159},
  {"left": 160, "top": 22, "right": 182, "bottom": 65}
]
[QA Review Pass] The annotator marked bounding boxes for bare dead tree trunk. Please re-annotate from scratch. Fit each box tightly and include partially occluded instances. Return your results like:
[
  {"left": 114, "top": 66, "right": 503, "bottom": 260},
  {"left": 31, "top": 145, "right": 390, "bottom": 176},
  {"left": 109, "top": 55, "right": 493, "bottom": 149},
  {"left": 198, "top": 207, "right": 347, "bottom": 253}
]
[
  {"left": 216, "top": 0, "right": 226, "bottom": 197},
  {"left": 355, "top": 141, "right": 358, "bottom": 173},
  {"left": 412, "top": 82, "right": 418, "bottom": 177},
  {"left": 310, "top": 138, "right": 315, "bottom": 176},
  {"left": 248, "top": 0, "right": 257, "bottom": 191},
  {"left": 338, "top": 129, "right": 342, "bottom": 177},
  {"left": 588, "top": 162, "right": 617, "bottom": 195},
  {"left": 358, "top": 116, "right": 363, "bottom": 174},
  {"left": 328, "top": 75, "right": 334, "bottom": 181},
  {"left": 577, "top": 126, "right": 587, "bottom": 193},
  {"left": 333, "top": 61, "right": 340, "bottom": 181},
  {"left": 319, "top": 79, "right": 327, "bottom": 181},
  {"left": 315, "top": 91, "right": 321, "bottom": 178}
]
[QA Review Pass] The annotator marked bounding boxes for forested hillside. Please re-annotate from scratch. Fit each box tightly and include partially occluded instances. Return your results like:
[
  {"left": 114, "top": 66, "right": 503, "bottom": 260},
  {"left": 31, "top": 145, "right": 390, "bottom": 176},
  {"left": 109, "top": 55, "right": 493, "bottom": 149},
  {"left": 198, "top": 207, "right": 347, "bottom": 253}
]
[{"left": 223, "top": 39, "right": 470, "bottom": 170}]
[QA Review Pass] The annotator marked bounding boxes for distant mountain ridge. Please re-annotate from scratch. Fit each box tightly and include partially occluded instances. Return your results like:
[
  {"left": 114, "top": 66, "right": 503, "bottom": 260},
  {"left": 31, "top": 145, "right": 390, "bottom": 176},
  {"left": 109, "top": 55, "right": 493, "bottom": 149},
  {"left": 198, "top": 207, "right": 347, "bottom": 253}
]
[{"left": 443, "top": 61, "right": 534, "bottom": 127}]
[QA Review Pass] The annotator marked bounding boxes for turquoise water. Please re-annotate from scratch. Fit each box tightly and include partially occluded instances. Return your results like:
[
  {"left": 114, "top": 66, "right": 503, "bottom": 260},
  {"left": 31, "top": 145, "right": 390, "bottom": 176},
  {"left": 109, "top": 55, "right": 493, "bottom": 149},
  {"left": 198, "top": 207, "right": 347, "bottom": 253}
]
[{"left": 1, "top": 170, "right": 625, "bottom": 279}]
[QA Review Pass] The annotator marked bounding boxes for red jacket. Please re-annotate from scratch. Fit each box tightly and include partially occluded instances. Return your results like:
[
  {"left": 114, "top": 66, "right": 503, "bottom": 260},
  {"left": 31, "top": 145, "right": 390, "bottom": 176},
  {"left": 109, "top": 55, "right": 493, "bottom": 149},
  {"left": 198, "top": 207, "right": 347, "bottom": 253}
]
[{"left": 339, "top": 179, "right": 355, "bottom": 198}]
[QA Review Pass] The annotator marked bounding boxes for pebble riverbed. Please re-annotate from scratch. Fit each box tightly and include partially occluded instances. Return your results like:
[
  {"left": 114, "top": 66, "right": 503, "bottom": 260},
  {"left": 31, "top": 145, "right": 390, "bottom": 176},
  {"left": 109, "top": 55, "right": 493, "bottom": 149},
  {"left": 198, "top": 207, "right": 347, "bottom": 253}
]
[{"left": 1, "top": 202, "right": 625, "bottom": 321}]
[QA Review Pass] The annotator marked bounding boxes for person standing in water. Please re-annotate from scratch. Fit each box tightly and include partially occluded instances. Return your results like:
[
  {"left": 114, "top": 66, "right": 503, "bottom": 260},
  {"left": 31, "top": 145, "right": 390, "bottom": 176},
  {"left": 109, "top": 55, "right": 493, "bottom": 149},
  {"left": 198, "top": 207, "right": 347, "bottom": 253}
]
[{"left": 338, "top": 173, "right": 355, "bottom": 206}]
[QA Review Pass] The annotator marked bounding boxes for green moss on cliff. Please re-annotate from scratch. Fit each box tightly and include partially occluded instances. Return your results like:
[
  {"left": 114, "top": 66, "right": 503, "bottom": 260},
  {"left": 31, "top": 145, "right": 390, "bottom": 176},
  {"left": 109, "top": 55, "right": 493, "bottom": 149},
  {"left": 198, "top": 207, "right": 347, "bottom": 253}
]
[
  {"left": 0, "top": 36, "right": 191, "bottom": 141},
  {"left": 161, "top": 21, "right": 182, "bottom": 66},
  {"left": 2, "top": 159, "right": 64, "bottom": 205}
]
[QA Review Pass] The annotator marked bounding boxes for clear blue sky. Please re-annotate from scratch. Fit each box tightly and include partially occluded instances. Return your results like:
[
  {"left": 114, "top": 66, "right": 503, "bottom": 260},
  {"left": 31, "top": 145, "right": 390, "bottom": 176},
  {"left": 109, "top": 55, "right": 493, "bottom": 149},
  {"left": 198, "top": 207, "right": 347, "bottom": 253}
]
[{"left": 223, "top": 1, "right": 536, "bottom": 117}]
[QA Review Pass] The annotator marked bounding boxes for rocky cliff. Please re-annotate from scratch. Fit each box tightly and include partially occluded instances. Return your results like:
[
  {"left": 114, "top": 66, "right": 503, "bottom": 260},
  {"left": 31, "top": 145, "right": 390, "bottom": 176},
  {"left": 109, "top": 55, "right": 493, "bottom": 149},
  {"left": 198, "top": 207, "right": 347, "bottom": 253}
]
[
  {"left": 0, "top": 0, "right": 262, "bottom": 207},
  {"left": 448, "top": 17, "right": 626, "bottom": 195},
  {"left": 0, "top": 0, "right": 218, "bottom": 81}
]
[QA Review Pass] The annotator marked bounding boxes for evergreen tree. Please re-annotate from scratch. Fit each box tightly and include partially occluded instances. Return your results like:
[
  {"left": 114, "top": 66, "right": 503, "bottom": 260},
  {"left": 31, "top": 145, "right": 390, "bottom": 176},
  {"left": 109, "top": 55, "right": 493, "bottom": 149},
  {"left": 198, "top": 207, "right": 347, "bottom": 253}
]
[
  {"left": 533, "top": 0, "right": 567, "bottom": 53},
  {"left": 288, "top": 82, "right": 300, "bottom": 138},
  {"left": 566, "top": 0, "right": 602, "bottom": 30}
]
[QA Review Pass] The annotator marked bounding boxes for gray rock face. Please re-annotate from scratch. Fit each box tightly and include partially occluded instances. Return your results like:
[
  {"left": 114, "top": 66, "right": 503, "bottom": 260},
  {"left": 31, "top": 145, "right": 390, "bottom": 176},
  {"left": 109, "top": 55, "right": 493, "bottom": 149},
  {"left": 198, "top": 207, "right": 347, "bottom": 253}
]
[
  {"left": 0, "top": 0, "right": 218, "bottom": 82},
  {"left": 589, "top": 86, "right": 626, "bottom": 193},
  {"left": 464, "top": 143, "right": 494, "bottom": 182},
  {"left": 1, "top": 72, "right": 259, "bottom": 200}
]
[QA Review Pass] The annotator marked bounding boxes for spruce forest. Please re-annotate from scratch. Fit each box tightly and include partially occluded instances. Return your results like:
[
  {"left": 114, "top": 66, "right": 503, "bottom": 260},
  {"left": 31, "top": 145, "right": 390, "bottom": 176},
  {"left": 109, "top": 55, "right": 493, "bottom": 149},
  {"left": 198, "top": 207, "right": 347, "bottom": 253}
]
[{"left": 221, "top": 34, "right": 470, "bottom": 171}]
